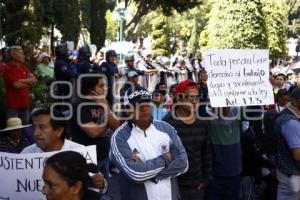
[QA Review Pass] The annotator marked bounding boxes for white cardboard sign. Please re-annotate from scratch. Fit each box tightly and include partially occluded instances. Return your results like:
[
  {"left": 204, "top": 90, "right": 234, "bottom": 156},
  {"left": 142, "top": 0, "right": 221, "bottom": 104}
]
[
  {"left": 203, "top": 49, "right": 274, "bottom": 107},
  {"left": 0, "top": 145, "right": 97, "bottom": 200}
]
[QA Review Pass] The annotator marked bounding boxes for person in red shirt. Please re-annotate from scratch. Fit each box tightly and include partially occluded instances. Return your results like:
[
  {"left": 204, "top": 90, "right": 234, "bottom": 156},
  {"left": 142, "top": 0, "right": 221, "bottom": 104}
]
[
  {"left": 0, "top": 49, "right": 7, "bottom": 129},
  {"left": 3, "top": 46, "right": 37, "bottom": 124}
]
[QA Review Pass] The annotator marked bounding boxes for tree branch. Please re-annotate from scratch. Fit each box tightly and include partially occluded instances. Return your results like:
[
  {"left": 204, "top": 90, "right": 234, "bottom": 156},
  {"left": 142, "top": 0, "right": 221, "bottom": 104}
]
[
  {"left": 287, "top": 0, "right": 297, "bottom": 15},
  {"left": 125, "top": 0, "right": 158, "bottom": 29}
]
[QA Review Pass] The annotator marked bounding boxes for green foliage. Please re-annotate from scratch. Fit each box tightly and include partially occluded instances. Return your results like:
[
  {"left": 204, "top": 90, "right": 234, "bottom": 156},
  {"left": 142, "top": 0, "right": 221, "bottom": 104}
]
[
  {"left": 188, "top": 17, "right": 200, "bottom": 52},
  {"left": 290, "top": 19, "right": 300, "bottom": 37},
  {"left": 159, "top": 0, "right": 200, "bottom": 15},
  {"left": 0, "top": 0, "right": 45, "bottom": 68},
  {"left": 199, "top": 28, "right": 209, "bottom": 49},
  {"left": 80, "top": 0, "right": 107, "bottom": 49},
  {"left": 105, "top": 10, "right": 118, "bottom": 42},
  {"left": 287, "top": 0, "right": 300, "bottom": 38},
  {"left": 262, "top": 0, "right": 288, "bottom": 59},
  {"left": 134, "top": 12, "right": 154, "bottom": 40},
  {"left": 125, "top": 0, "right": 201, "bottom": 41},
  {"left": 89, "top": 0, "right": 107, "bottom": 49},
  {"left": 55, "top": 0, "right": 80, "bottom": 46},
  {"left": 166, "top": 11, "right": 192, "bottom": 46},
  {"left": 151, "top": 14, "right": 170, "bottom": 57},
  {"left": 188, "top": 0, "right": 212, "bottom": 52},
  {"left": 1, "top": 0, "right": 42, "bottom": 47},
  {"left": 205, "top": 0, "right": 268, "bottom": 49},
  {"left": 202, "top": 0, "right": 287, "bottom": 59},
  {"left": 131, "top": 0, "right": 200, "bottom": 17},
  {"left": 30, "top": 77, "right": 55, "bottom": 108}
]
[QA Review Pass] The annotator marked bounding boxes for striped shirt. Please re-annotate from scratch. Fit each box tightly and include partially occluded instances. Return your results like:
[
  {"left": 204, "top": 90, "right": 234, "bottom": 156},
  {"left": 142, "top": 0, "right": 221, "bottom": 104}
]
[
  {"left": 0, "top": 134, "right": 32, "bottom": 153},
  {"left": 163, "top": 113, "right": 213, "bottom": 186}
]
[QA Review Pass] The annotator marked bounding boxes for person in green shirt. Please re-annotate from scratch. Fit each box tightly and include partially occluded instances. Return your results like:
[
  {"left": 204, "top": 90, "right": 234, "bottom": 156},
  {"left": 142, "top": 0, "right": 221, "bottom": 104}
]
[{"left": 35, "top": 52, "right": 54, "bottom": 79}]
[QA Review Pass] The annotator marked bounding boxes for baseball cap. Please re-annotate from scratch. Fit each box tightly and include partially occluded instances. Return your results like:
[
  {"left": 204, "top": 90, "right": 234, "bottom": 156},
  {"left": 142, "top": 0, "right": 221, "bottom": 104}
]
[
  {"left": 127, "top": 71, "right": 139, "bottom": 78},
  {"left": 175, "top": 79, "right": 199, "bottom": 95},
  {"left": 127, "top": 86, "right": 152, "bottom": 105}
]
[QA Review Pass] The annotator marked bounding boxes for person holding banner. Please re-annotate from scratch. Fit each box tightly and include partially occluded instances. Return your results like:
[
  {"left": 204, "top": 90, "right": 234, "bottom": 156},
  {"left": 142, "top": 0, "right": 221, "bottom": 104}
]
[
  {"left": 21, "top": 107, "right": 108, "bottom": 194},
  {"left": 21, "top": 108, "right": 84, "bottom": 153},
  {"left": 42, "top": 151, "right": 109, "bottom": 200}
]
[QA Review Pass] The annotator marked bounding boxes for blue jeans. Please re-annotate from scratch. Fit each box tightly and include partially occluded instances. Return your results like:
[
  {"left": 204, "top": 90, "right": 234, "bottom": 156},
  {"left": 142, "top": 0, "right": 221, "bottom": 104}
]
[{"left": 206, "top": 175, "right": 240, "bottom": 200}]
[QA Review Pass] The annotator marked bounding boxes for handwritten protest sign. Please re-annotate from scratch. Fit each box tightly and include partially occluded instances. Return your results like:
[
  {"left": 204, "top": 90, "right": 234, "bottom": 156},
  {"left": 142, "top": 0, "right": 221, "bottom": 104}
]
[
  {"left": 0, "top": 145, "right": 97, "bottom": 200},
  {"left": 203, "top": 49, "right": 274, "bottom": 107}
]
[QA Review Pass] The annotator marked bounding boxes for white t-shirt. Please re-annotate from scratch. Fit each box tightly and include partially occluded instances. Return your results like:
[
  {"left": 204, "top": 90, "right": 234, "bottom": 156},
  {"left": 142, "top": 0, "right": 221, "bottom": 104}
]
[{"left": 21, "top": 139, "right": 84, "bottom": 153}]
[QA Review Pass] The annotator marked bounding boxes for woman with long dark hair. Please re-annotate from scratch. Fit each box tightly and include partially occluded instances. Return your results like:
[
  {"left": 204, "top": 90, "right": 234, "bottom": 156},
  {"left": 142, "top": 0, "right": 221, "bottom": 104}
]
[{"left": 42, "top": 151, "right": 107, "bottom": 200}]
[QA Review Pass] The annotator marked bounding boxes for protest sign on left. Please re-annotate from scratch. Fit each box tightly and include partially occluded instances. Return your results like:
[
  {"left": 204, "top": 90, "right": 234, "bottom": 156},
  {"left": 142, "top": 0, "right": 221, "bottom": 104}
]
[{"left": 0, "top": 145, "right": 97, "bottom": 200}]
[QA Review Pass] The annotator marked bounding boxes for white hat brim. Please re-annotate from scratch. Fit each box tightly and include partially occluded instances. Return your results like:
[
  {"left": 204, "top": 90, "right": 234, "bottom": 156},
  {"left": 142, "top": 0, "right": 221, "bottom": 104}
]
[{"left": 0, "top": 124, "right": 31, "bottom": 132}]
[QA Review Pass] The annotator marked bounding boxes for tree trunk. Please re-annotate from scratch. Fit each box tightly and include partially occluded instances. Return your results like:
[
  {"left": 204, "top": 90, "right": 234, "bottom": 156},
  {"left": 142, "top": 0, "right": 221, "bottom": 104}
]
[
  {"left": 89, "top": 0, "right": 107, "bottom": 50},
  {"left": 50, "top": 24, "right": 55, "bottom": 56}
]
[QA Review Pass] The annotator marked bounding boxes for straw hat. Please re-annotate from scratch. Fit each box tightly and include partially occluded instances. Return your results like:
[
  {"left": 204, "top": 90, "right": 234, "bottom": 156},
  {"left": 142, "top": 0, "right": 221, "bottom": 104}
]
[{"left": 0, "top": 118, "right": 31, "bottom": 132}]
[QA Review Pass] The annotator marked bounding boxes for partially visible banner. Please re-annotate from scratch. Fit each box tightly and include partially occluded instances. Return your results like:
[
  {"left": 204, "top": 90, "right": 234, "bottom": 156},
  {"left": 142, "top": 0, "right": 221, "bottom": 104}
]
[{"left": 0, "top": 145, "right": 97, "bottom": 200}]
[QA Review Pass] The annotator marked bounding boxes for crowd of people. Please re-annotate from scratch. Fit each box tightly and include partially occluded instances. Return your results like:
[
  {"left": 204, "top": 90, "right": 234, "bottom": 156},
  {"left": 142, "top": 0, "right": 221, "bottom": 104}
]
[{"left": 1, "top": 43, "right": 300, "bottom": 200}]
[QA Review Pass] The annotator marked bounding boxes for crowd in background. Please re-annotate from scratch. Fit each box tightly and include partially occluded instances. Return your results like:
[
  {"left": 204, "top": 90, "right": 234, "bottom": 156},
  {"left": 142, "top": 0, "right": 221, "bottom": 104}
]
[{"left": 1, "top": 43, "right": 300, "bottom": 200}]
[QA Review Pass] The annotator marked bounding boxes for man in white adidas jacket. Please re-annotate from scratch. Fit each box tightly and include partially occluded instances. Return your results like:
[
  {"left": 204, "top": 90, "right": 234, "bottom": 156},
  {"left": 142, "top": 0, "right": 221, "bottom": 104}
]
[{"left": 110, "top": 86, "right": 188, "bottom": 200}]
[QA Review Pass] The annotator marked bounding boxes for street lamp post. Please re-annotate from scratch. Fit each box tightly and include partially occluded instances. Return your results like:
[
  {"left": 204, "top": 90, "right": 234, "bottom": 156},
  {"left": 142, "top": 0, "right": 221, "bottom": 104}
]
[
  {"left": 116, "top": 7, "right": 126, "bottom": 41},
  {"left": 296, "top": 40, "right": 300, "bottom": 61}
]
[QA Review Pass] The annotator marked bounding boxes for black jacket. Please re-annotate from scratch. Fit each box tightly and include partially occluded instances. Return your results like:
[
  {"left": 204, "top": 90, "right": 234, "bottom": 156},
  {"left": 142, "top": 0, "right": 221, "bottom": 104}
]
[
  {"left": 163, "top": 113, "right": 213, "bottom": 186},
  {"left": 82, "top": 189, "right": 108, "bottom": 200}
]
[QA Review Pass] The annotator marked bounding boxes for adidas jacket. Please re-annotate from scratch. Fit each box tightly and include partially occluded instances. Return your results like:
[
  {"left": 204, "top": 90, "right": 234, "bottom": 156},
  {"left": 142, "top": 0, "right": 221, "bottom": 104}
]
[{"left": 110, "top": 120, "right": 188, "bottom": 200}]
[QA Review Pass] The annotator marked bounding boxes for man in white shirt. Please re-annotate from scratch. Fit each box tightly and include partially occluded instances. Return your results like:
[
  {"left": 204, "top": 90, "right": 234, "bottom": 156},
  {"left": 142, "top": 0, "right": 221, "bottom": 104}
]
[
  {"left": 21, "top": 107, "right": 106, "bottom": 193},
  {"left": 22, "top": 108, "right": 83, "bottom": 153}
]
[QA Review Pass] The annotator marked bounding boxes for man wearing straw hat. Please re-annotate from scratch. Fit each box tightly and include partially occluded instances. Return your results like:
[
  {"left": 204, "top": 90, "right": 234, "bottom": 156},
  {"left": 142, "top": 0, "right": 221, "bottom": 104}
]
[{"left": 0, "top": 117, "right": 32, "bottom": 153}]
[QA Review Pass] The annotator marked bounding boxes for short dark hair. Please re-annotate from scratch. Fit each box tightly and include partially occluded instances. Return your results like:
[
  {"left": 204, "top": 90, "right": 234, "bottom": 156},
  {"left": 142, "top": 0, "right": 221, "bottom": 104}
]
[
  {"left": 291, "top": 87, "right": 300, "bottom": 100},
  {"left": 81, "top": 76, "right": 102, "bottom": 95},
  {"left": 31, "top": 107, "right": 68, "bottom": 139},
  {"left": 155, "top": 82, "right": 167, "bottom": 90},
  {"left": 7, "top": 45, "right": 22, "bottom": 61},
  {"left": 45, "top": 151, "right": 97, "bottom": 191},
  {"left": 275, "top": 89, "right": 289, "bottom": 102},
  {"left": 0, "top": 47, "right": 8, "bottom": 62},
  {"left": 152, "top": 89, "right": 166, "bottom": 98}
]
